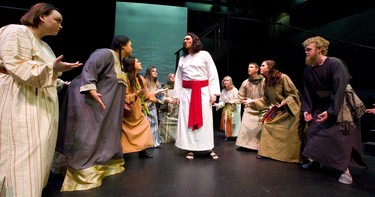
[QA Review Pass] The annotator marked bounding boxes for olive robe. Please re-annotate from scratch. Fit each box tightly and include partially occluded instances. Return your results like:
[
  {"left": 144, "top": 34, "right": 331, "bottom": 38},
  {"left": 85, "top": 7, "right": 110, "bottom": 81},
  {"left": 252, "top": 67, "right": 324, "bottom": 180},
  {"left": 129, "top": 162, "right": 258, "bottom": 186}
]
[{"left": 252, "top": 74, "right": 302, "bottom": 163}]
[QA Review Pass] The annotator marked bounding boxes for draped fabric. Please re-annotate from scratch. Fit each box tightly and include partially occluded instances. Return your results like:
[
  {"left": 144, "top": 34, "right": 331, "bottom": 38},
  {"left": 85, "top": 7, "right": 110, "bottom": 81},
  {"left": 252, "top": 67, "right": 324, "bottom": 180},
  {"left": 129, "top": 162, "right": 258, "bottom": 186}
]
[
  {"left": 336, "top": 84, "right": 366, "bottom": 131},
  {"left": 302, "top": 57, "right": 367, "bottom": 171},
  {"left": 252, "top": 74, "right": 302, "bottom": 163},
  {"left": 215, "top": 87, "right": 241, "bottom": 138},
  {"left": 221, "top": 104, "right": 233, "bottom": 136},
  {"left": 173, "top": 51, "right": 220, "bottom": 151},
  {"left": 182, "top": 80, "right": 208, "bottom": 130},
  {"left": 0, "top": 24, "right": 60, "bottom": 197},
  {"left": 121, "top": 74, "right": 154, "bottom": 153},
  {"left": 146, "top": 82, "right": 162, "bottom": 147},
  {"left": 159, "top": 86, "right": 179, "bottom": 143},
  {"left": 57, "top": 49, "right": 126, "bottom": 191},
  {"left": 235, "top": 76, "right": 266, "bottom": 150}
]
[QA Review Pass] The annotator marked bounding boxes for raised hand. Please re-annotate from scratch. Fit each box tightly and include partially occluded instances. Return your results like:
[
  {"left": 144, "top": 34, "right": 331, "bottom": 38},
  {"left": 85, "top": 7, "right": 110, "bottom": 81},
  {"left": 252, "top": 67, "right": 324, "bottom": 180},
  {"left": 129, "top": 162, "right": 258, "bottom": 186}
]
[
  {"left": 366, "top": 104, "right": 375, "bottom": 114},
  {"left": 53, "top": 55, "right": 83, "bottom": 72}
]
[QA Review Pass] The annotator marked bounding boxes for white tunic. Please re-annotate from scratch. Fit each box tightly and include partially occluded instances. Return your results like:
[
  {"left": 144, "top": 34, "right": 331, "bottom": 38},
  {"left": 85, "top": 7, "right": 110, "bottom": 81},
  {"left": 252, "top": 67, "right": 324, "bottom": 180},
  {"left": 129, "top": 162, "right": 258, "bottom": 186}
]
[{"left": 173, "top": 50, "right": 220, "bottom": 151}]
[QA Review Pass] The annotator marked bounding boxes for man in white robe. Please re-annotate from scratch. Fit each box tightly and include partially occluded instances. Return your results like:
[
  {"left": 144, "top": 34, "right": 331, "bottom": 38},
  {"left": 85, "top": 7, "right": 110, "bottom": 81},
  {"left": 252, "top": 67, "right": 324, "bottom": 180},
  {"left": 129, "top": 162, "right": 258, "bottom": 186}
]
[{"left": 173, "top": 32, "right": 220, "bottom": 160}]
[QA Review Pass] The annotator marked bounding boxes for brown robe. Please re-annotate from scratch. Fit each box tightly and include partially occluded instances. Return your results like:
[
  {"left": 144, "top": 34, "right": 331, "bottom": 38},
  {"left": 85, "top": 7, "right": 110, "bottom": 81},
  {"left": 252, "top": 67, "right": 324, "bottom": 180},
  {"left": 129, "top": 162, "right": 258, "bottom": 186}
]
[{"left": 121, "top": 75, "right": 154, "bottom": 153}]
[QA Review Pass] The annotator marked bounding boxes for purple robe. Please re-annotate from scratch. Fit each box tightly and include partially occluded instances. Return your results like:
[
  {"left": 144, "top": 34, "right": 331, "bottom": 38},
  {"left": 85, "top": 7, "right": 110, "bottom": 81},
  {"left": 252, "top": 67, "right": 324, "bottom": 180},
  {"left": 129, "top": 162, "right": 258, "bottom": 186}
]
[{"left": 57, "top": 48, "right": 126, "bottom": 191}]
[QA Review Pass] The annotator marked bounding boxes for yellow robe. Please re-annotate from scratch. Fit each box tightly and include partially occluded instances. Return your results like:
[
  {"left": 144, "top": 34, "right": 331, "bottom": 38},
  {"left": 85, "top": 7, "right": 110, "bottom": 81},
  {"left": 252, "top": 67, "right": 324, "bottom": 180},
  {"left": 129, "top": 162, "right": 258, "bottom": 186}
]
[{"left": 252, "top": 74, "right": 302, "bottom": 163}]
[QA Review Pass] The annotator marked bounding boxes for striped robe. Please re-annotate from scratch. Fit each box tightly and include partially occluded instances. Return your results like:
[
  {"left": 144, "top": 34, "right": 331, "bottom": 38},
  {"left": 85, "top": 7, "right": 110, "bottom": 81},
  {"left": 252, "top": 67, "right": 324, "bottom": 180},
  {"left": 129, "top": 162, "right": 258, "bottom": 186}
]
[
  {"left": 159, "top": 86, "right": 179, "bottom": 143},
  {"left": 146, "top": 82, "right": 162, "bottom": 147},
  {"left": 0, "top": 24, "right": 60, "bottom": 197}
]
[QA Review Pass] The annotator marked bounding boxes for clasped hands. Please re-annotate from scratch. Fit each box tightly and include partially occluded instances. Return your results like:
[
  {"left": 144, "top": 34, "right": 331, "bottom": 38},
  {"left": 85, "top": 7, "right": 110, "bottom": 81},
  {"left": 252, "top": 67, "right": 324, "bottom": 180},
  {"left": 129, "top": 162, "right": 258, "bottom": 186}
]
[{"left": 304, "top": 111, "right": 328, "bottom": 122}]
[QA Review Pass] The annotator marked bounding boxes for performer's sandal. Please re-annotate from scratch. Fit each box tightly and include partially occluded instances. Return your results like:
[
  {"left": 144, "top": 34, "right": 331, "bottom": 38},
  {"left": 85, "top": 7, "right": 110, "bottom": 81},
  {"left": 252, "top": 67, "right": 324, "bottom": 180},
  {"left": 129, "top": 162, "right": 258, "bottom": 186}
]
[
  {"left": 210, "top": 151, "right": 219, "bottom": 160},
  {"left": 185, "top": 152, "right": 194, "bottom": 160}
]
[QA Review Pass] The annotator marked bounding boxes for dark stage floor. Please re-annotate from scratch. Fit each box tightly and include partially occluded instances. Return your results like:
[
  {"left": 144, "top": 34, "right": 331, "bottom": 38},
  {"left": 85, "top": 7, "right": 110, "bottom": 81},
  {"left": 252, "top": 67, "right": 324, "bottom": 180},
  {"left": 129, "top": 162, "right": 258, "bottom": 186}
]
[{"left": 42, "top": 130, "right": 375, "bottom": 197}]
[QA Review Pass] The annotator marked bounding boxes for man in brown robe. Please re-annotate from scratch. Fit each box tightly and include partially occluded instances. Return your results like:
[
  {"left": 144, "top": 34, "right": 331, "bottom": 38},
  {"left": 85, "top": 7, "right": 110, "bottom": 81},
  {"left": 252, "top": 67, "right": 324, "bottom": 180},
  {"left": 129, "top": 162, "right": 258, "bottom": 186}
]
[{"left": 301, "top": 36, "right": 367, "bottom": 185}]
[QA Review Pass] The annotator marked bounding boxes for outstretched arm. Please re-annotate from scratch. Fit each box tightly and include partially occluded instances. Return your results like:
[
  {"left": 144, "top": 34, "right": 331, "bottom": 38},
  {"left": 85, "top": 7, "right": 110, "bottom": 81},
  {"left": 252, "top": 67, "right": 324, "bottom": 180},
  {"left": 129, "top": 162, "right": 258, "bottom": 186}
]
[{"left": 366, "top": 104, "right": 375, "bottom": 114}]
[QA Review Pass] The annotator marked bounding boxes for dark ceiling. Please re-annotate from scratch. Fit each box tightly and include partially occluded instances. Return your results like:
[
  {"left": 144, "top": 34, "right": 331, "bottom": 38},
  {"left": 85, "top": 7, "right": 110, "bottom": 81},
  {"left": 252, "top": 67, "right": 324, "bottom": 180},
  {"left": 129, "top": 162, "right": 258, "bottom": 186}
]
[
  {"left": 116, "top": 0, "right": 375, "bottom": 30},
  {"left": 1, "top": 0, "right": 375, "bottom": 29}
]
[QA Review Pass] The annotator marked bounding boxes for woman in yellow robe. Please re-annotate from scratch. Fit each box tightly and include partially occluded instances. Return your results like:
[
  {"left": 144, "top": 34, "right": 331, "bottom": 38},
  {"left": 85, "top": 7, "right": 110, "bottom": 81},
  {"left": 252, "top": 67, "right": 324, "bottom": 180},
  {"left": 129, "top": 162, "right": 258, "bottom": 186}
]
[{"left": 250, "top": 60, "right": 302, "bottom": 163}]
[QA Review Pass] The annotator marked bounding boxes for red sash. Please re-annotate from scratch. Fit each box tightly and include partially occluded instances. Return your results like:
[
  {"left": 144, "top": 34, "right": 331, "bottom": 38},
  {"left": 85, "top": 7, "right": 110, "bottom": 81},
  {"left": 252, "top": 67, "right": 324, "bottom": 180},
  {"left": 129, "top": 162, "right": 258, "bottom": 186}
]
[{"left": 182, "top": 80, "right": 209, "bottom": 130}]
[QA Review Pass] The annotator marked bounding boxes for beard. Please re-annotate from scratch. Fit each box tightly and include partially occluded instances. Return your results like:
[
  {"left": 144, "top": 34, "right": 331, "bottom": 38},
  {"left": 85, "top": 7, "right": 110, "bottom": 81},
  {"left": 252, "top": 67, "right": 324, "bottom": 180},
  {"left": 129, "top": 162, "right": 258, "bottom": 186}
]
[{"left": 305, "top": 52, "right": 318, "bottom": 66}]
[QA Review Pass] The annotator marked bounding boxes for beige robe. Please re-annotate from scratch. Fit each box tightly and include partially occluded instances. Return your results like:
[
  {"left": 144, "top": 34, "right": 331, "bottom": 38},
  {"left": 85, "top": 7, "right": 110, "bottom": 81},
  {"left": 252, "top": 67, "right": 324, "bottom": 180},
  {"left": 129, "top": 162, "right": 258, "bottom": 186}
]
[
  {"left": 252, "top": 74, "right": 302, "bottom": 163},
  {"left": 159, "top": 86, "right": 179, "bottom": 143},
  {"left": 235, "top": 77, "right": 267, "bottom": 150},
  {"left": 0, "top": 24, "right": 60, "bottom": 196}
]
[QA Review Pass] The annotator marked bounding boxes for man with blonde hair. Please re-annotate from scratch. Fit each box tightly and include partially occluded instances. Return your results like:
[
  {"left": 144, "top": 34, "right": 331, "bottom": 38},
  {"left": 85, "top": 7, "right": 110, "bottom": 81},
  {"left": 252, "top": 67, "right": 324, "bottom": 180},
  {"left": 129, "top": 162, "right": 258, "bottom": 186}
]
[{"left": 301, "top": 36, "right": 367, "bottom": 184}]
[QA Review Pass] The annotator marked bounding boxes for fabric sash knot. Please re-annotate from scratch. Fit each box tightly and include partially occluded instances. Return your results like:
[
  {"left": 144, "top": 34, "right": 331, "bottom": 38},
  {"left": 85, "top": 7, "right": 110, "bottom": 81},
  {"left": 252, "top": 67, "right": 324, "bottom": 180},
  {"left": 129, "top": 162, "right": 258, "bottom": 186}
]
[{"left": 182, "top": 80, "right": 209, "bottom": 130}]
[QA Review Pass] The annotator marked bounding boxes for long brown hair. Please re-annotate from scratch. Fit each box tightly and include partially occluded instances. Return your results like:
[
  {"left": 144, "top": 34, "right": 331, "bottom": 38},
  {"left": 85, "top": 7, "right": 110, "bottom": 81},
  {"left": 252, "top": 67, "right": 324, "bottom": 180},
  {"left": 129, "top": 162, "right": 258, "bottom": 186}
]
[
  {"left": 264, "top": 60, "right": 282, "bottom": 87},
  {"left": 124, "top": 56, "right": 144, "bottom": 93},
  {"left": 144, "top": 66, "right": 161, "bottom": 89}
]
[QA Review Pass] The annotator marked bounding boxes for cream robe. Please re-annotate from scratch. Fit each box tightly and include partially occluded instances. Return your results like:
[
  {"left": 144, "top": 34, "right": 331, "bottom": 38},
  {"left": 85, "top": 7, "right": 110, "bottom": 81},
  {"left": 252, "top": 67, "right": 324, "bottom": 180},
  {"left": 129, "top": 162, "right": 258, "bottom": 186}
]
[
  {"left": 173, "top": 50, "right": 220, "bottom": 151},
  {"left": 215, "top": 87, "right": 241, "bottom": 137},
  {"left": 0, "top": 24, "right": 60, "bottom": 196}
]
